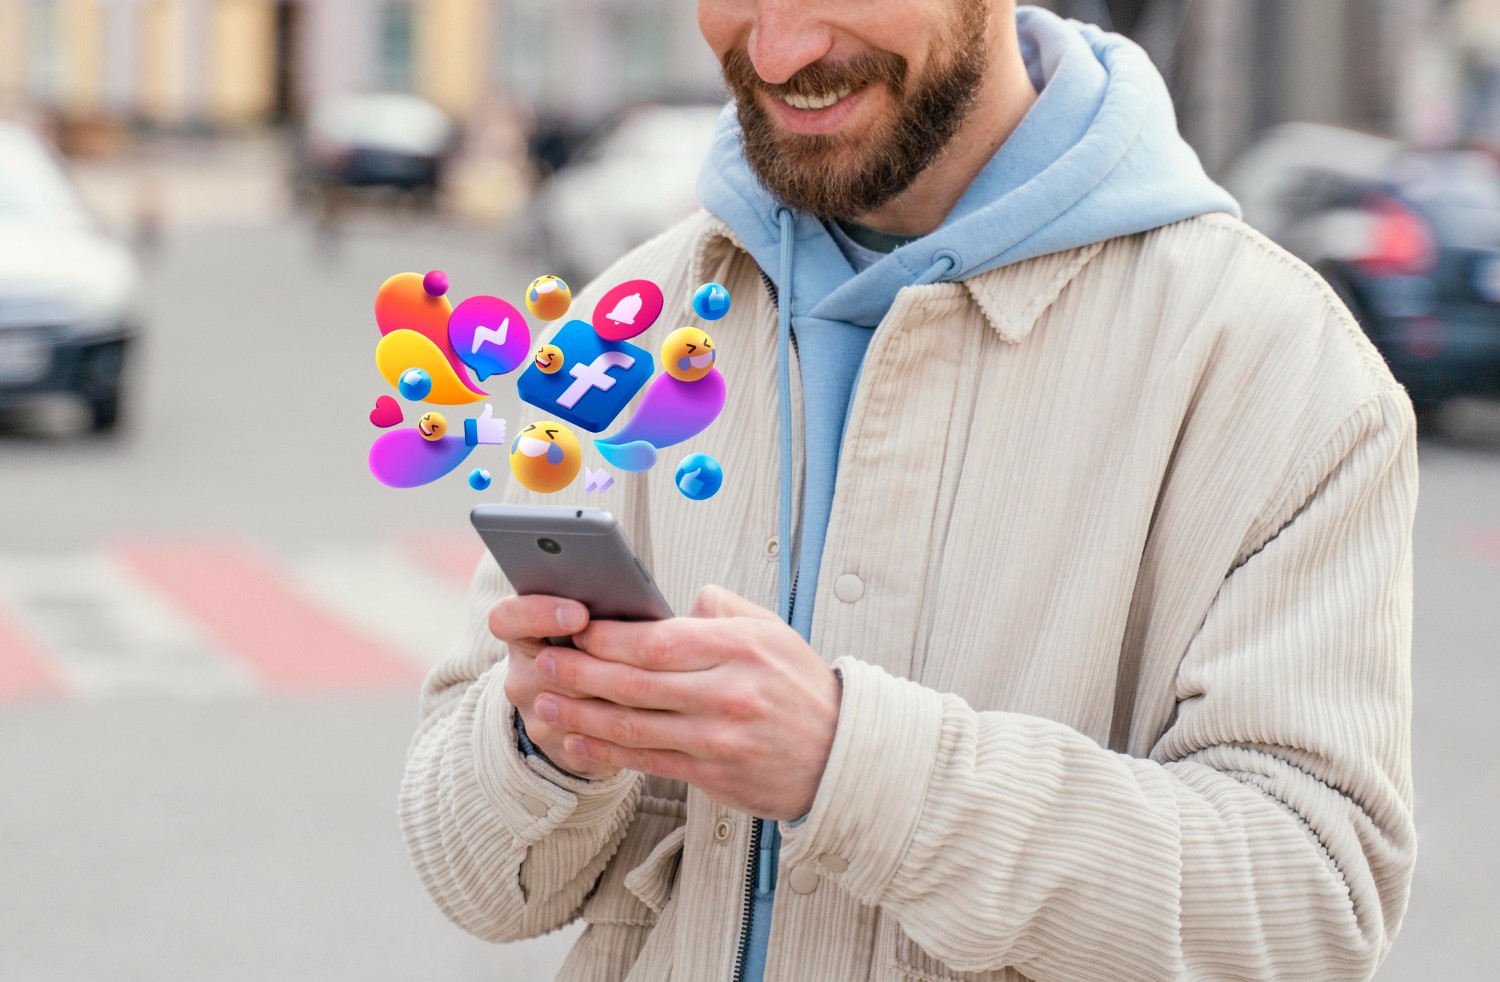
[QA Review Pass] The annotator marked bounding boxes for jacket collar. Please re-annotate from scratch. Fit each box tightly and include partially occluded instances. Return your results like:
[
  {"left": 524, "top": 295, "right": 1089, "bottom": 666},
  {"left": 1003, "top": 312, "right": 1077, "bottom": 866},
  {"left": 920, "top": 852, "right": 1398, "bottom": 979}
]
[{"left": 689, "top": 213, "right": 1107, "bottom": 345}]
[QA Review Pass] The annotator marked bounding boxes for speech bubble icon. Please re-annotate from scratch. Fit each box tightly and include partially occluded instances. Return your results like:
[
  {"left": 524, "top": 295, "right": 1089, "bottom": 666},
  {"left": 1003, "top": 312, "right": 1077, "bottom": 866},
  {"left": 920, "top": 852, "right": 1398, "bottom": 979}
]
[
  {"left": 368, "top": 428, "right": 475, "bottom": 488},
  {"left": 376, "top": 329, "right": 487, "bottom": 405},
  {"left": 447, "top": 295, "right": 532, "bottom": 381},
  {"left": 593, "top": 367, "right": 726, "bottom": 472}
]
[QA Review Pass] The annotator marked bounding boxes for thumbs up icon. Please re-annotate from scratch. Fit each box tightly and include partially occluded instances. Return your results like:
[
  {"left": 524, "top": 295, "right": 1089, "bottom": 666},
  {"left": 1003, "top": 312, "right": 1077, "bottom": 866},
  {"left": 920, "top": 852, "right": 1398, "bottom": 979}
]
[{"left": 463, "top": 404, "right": 507, "bottom": 446}]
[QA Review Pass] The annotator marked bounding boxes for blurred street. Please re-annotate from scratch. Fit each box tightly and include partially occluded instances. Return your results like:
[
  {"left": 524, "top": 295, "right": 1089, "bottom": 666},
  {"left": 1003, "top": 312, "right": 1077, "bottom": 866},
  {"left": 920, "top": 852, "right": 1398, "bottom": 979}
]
[{"left": 0, "top": 183, "right": 1496, "bottom": 977}]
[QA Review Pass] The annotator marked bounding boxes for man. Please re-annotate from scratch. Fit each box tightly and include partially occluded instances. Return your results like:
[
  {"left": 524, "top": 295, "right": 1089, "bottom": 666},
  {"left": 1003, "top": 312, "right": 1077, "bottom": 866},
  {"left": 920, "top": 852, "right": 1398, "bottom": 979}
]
[{"left": 401, "top": 3, "right": 1417, "bottom": 980}]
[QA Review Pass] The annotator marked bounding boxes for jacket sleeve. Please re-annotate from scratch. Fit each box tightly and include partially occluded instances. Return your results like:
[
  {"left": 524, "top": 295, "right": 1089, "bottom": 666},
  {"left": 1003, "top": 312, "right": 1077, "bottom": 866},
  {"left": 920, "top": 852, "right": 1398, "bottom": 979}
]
[
  {"left": 777, "top": 386, "right": 1418, "bottom": 981},
  {"left": 398, "top": 550, "right": 645, "bottom": 943}
]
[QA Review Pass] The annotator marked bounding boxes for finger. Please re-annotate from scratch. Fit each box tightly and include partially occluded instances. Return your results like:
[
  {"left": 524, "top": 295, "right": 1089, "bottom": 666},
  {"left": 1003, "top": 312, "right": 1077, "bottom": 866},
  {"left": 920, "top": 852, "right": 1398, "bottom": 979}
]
[
  {"left": 560, "top": 734, "right": 700, "bottom": 784},
  {"left": 537, "top": 645, "right": 704, "bottom": 710},
  {"left": 489, "top": 594, "right": 589, "bottom": 644},
  {"left": 575, "top": 617, "right": 723, "bottom": 672},
  {"left": 689, "top": 584, "right": 781, "bottom": 622},
  {"left": 536, "top": 693, "right": 696, "bottom": 753}
]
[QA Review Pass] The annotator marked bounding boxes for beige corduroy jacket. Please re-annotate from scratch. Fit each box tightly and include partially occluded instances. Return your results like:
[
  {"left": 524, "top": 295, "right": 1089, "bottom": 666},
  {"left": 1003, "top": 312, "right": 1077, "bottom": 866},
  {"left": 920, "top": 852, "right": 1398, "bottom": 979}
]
[{"left": 400, "top": 210, "right": 1418, "bottom": 981}]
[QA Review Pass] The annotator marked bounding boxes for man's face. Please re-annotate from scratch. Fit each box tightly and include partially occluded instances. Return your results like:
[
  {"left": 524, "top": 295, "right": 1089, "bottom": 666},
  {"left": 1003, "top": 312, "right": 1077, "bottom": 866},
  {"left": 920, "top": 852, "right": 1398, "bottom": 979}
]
[{"left": 700, "top": 0, "right": 992, "bottom": 220}]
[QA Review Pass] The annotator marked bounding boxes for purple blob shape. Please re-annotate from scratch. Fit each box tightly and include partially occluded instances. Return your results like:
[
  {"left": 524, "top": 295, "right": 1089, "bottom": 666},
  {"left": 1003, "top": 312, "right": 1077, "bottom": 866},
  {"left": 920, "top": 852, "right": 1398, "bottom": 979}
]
[
  {"left": 368, "top": 428, "right": 474, "bottom": 487},
  {"left": 423, "top": 269, "right": 449, "bottom": 297},
  {"left": 593, "top": 368, "right": 725, "bottom": 472}
]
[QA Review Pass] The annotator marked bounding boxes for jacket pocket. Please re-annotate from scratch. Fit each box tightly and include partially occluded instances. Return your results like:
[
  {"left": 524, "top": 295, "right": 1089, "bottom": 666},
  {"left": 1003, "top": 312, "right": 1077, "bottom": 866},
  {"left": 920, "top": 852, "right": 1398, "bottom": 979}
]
[
  {"left": 580, "top": 793, "right": 687, "bottom": 928},
  {"left": 876, "top": 911, "right": 1023, "bottom": 982}
]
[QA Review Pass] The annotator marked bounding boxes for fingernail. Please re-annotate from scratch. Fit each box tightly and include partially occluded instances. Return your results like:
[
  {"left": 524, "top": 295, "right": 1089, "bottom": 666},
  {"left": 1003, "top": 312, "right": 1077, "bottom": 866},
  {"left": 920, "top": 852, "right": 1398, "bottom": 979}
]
[
  {"left": 537, "top": 652, "right": 556, "bottom": 679},
  {"left": 557, "top": 603, "right": 586, "bottom": 632},
  {"left": 535, "top": 696, "right": 559, "bottom": 723},
  {"left": 563, "top": 735, "right": 587, "bottom": 757}
]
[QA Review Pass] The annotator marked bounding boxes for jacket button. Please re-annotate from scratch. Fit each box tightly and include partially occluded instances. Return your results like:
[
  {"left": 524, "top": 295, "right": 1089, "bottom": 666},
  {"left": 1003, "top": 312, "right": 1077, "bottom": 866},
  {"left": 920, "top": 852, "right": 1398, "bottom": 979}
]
[
  {"left": 714, "top": 819, "right": 734, "bottom": 842},
  {"left": 521, "top": 793, "right": 550, "bottom": 818},
  {"left": 818, "top": 853, "right": 849, "bottom": 874},
  {"left": 765, "top": 537, "right": 779, "bottom": 560},
  {"left": 833, "top": 573, "right": 864, "bottom": 603},
  {"left": 788, "top": 866, "right": 820, "bottom": 894}
]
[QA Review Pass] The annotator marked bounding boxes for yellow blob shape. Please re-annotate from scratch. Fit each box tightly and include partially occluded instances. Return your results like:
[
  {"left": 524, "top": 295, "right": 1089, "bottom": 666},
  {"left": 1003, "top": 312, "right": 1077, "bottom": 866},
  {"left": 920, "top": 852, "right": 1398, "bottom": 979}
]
[
  {"left": 509, "top": 420, "right": 582, "bottom": 494},
  {"left": 526, "top": 275, "right": 572, "bottom": 321},
  {"left": 534, "top": 343, "right": 564, "bottom": 375},
  {"left": 661, "top": 326, "right": 717, "bottom": 382},
  {"left": 376, "top": 329, "right": 486, "bottom": 405},
  {"left": 417, "top": 412, "right": 448, "bottom": 441}
]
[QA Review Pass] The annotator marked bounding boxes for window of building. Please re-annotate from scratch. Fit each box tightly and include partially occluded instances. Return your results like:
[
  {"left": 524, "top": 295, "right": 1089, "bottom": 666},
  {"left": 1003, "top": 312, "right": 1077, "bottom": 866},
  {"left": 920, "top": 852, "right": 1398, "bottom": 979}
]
[{"left": 377, "top": 1, "right": 415, "bottom": 92}]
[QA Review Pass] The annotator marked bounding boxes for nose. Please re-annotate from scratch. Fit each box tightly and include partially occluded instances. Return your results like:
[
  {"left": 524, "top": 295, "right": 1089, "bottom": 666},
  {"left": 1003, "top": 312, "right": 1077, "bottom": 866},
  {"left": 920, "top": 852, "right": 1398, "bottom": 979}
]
[{"left": 747, "top": 4, "right": 834, "bottom": 84}]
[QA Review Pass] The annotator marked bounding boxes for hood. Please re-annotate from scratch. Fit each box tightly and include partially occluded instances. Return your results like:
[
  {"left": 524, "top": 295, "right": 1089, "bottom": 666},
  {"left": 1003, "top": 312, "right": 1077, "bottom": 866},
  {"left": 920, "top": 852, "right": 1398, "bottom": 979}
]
[
  {"left": 0, "top": 221, "right": 139, "bottom": 332},
  {"left": 697, "top": 5, "right": 1240, "bottom": 330}
]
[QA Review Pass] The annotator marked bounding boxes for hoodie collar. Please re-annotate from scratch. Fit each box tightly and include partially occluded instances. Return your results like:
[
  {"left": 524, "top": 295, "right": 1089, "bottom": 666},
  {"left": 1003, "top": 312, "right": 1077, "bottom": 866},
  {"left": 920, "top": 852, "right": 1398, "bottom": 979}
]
[{"left": 688, "top": 213, "right": 1107, "bottom": 345}]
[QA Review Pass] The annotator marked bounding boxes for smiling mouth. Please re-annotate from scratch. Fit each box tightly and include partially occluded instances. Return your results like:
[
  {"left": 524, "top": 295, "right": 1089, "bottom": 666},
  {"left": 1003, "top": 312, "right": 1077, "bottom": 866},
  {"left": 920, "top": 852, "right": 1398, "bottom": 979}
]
[
  {"left": 516, "top": 436, "right": 550, "bottom": 458},
  {"left": 536, "top": 354, "right": 553, "bottom": 367},
  {"left": 690, "top": 352, "right": 715, "bottom": 369},
  {"left": 777, "top": 86, "right": 856, "bottom": 112}
]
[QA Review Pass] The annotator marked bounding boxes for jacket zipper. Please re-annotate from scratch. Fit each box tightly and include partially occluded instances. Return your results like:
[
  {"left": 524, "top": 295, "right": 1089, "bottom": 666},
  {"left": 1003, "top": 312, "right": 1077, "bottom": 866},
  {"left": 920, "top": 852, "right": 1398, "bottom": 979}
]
[{"left": 730, "top": 267, "right": 795, "bottom": 982}]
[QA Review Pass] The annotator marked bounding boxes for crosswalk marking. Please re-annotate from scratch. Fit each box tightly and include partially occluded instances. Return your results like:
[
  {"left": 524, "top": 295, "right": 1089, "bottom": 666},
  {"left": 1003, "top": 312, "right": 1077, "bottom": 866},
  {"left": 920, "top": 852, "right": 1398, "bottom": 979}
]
[
  {"left": 0, "top": 592, "right": 61, "bottom": 703},
  {"left": 295, "top": 545, "right": 471, "bottom": 668},
  {"left": 0, "top": 552, "right": 251, "bottom": 701},
  {"left": 113, "top": 539, "right": 426, "bottom": 696}
]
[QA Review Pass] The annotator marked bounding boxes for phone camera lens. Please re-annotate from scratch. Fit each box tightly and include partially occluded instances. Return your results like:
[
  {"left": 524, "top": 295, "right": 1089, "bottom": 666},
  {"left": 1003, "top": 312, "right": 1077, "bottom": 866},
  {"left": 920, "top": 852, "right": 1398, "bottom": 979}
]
[{"left": 537, "top": 537, "right": 562, "bottom": 555}]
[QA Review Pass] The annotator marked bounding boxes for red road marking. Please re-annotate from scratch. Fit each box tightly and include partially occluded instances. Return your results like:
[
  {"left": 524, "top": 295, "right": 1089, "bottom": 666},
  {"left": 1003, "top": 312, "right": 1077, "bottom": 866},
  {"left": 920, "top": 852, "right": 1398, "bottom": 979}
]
[
  {"left": 1456, "top": 526, "right": 1500, "bottom": 564},
  {"left": 115, "top": 540, "right": 423, "bottom": 695},
  {"left": 401, "top": 530, "right": 484, "bottom": 588},
  {"left": 0, "top": 601, "right": 62, "bottom": 703}
]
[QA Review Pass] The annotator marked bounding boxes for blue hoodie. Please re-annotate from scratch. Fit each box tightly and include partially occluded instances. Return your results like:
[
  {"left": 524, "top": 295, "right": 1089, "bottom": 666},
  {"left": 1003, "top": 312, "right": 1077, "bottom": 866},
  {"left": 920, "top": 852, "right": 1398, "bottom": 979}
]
[{"left": 695, "top": 8, "right": 1238, "bottom": 980}]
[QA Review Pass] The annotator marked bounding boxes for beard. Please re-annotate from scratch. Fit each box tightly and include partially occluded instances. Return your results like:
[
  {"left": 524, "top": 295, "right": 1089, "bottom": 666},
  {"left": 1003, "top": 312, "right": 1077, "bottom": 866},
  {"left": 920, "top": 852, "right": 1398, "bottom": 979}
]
[{"left": 720, "top": 5, "right": 990, "bottom": 221}]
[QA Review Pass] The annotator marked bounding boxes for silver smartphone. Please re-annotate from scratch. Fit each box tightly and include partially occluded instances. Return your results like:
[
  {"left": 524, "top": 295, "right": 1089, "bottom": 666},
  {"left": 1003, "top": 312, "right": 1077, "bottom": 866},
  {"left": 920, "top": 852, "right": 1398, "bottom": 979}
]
[{"left": 470, "top": 505, "right": 673, "bottom": 626}]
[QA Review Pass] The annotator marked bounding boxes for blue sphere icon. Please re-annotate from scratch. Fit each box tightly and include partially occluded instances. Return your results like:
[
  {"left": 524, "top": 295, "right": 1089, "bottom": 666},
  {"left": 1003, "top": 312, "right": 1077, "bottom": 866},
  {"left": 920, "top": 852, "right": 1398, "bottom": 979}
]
[
  {"left": 468, "top": 468, "right": 493, "bottom": 491},
  {"left": 674, "top": 453, "right": 723, "bottom": 501},
  {"left": 398, "top": 367, "right": 433, "bottom": 401},
  {"left": 691, "top": 282, "right": 731, "bottom": 321}
]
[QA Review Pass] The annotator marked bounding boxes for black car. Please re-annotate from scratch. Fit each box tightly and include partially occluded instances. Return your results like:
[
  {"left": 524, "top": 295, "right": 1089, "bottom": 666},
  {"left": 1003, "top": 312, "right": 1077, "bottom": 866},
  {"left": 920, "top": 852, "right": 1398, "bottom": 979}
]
[
  {"left": 1228, "top": 124, "right": 1500, "bottom": 420},
  {"left": 0, "top": 123, "right": 139, "bottom": 433},
  {"left": 296, "top": 93, "right": 456, "bottom": 201}
]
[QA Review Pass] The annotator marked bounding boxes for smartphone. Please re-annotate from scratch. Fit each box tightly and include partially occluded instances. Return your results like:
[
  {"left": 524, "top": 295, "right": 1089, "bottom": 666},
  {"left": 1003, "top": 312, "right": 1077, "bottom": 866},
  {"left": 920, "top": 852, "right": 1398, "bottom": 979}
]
[{"left": 470, "top": 505, "right": 674, "bottom": 632}]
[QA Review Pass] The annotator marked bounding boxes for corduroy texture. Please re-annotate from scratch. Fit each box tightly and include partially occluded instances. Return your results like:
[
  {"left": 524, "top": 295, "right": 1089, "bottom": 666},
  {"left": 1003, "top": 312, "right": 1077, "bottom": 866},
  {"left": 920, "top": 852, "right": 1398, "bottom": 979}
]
[{"left": 398, "top": 210, "right": 1418, "bottom": 981}]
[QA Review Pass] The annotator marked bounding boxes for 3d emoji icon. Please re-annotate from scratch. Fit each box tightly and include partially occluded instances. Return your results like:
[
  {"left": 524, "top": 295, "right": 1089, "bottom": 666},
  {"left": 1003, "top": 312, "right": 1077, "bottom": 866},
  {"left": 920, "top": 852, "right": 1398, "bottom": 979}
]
[
  {"left": 534, "top": 343, "right": 564, "bottom": 374},
  {"left": 662, "top": 326, "right": 716, "bottom": 382},
  {"left": 526, "top": 275, "right": 572, "bottom": 321},
  {"left": 417, "top": 412, "right": 448, "bottom": 441},
  {"left": 510, "top": 421, "right": 582, "bottom": 493}
]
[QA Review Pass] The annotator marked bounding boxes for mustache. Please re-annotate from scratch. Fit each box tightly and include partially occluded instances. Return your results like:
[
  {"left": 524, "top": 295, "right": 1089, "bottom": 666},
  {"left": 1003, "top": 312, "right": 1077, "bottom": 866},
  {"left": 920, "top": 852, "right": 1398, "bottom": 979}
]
[{"left": 719, "top": 47, "right": 907, "bottom": 102}]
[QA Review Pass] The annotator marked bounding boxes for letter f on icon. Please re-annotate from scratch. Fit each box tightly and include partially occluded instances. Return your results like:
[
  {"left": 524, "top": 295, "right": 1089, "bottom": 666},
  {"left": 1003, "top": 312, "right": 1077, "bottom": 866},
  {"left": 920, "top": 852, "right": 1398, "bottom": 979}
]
[{"left": 557, "top": 351, "right": 636, "bottom": 409}]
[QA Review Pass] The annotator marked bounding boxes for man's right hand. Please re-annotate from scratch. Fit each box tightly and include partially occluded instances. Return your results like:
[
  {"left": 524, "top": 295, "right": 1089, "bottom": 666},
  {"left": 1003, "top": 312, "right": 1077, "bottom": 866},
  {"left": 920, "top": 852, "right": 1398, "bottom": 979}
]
[{"left": 492, "top": 595, "right": 622, "bottom": 780}]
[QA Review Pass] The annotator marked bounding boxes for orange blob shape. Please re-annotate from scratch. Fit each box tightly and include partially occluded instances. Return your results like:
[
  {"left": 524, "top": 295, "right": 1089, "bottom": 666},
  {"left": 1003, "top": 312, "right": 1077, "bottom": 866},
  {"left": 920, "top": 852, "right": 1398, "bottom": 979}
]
[{"left": 375, "top": 272, "right": 483, "bottom": 398}]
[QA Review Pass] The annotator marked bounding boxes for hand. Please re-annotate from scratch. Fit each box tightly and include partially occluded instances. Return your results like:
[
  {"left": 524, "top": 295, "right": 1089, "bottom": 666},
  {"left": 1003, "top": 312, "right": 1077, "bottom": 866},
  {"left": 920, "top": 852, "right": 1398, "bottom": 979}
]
[
  {"left": 491, "top": 594, "right": 621, "bottom": 780},
  {"left": 531, "top": 585, "right": 842, "bottom": 820},
  {"left": 464, "top": 404, "right": 507, "bottom": 446}
]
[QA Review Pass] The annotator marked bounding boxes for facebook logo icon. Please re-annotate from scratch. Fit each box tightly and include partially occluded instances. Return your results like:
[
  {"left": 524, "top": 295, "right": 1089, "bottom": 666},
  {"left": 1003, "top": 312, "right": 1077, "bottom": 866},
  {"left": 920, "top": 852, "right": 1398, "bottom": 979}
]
[{"left": 516, "top": 320, "right": 654, "bottom": 433}]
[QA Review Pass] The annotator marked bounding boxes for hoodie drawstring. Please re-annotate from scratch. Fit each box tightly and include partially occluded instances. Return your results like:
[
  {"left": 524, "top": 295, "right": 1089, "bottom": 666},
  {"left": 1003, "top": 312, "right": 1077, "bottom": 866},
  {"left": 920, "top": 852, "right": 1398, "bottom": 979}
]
[{"left": 774, "top": 206, "right": 796, "bottom": 623}]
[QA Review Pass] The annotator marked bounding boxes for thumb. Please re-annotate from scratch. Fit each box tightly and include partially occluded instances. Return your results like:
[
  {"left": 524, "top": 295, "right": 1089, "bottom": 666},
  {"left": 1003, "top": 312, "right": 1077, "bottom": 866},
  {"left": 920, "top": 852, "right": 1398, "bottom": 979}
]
[
  {"left": 480, "top": 403, "right": 494, "bottom": 420},
  {"left": 689, "top": 584, "right": 779, "bottom": 621}
]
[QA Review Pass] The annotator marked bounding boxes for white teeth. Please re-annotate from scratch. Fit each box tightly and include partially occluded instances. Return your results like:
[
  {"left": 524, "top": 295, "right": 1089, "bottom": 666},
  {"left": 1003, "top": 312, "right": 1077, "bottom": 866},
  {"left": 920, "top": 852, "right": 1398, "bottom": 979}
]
[{"left": 780, "top": 88, "right": 852, "bottom": 111}]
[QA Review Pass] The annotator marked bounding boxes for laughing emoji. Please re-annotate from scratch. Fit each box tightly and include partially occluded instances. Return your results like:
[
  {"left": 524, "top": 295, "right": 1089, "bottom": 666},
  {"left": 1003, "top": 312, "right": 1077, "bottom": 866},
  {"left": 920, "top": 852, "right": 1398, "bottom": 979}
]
[
  {"left": 534, "top": 343, "right": 564, "bottom": 375},
  {"left": 509, "top": 420, "right": 582, "bottom": 493},
  {"left": 661, "top": 326, "right": 716, "bottom": 382},
  {"left": 417, "top": 411, "right": 448, "bottom": 441}
]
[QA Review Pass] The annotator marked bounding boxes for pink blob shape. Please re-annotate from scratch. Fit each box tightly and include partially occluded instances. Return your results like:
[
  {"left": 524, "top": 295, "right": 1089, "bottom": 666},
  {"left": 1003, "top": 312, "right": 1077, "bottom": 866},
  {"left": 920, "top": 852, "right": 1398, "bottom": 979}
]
[
  {"left": 368, "top": 429, "right": 475, "bottom": 488},
  {"left": 592, "top": 279, "right": 665, "bottom": 341},
  {"left": 594, "top": 368, "right": 725, "bottom": 472}
]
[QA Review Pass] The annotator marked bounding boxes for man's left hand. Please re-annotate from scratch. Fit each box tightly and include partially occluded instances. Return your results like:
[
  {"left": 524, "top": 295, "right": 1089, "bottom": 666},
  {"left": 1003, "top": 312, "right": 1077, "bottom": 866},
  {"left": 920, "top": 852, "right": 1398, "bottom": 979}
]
[{"left": 529, "top": 585, "right": 841, "bottom": 821}]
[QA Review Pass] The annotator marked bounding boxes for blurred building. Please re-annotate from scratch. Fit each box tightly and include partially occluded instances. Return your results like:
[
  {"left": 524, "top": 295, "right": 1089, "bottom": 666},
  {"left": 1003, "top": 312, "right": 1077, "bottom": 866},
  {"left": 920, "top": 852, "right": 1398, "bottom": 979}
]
[{"left": 0, "top": 0, "right": 720, "bottom": 135}]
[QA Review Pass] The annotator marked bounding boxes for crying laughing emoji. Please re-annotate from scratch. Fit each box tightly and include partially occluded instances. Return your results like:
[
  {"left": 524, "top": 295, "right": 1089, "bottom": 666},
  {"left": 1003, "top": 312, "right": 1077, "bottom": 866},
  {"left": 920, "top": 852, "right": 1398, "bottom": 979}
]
[
  {"left": 509, "top": 420, "right": 582, "bottom": 493},
  {"left": 661, "top": 326, "right": 716, "bottom": 383}
]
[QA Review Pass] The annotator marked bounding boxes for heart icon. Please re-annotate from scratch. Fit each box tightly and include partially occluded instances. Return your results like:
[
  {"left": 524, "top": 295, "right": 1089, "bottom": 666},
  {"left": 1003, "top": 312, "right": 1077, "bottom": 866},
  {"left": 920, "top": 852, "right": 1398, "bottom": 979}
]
[{"left": 370, "top": 395, "right": 403, "bottom": 428}]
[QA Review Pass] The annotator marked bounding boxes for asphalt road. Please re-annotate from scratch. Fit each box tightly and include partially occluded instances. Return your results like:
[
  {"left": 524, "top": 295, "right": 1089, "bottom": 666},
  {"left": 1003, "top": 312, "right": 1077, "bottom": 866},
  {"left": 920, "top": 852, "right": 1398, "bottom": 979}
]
[{"left": 1, "top": 214, "right": 1497, "bottom": 980}]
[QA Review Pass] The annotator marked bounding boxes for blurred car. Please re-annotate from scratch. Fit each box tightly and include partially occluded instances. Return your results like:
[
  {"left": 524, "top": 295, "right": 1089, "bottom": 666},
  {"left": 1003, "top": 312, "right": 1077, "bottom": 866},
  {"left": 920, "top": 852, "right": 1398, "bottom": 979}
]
[
  {"left": 297, "top": 93, "right": 456, "bottom": 200},
  {"left": 1226, "top": 123, "right": 1500, "bottom": 417},
  {"left": 531, "top": 102, "right": 724, "bottom": 283},
  {"left": 0, "top": 122, "right": 139, "bottom": 433}
]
